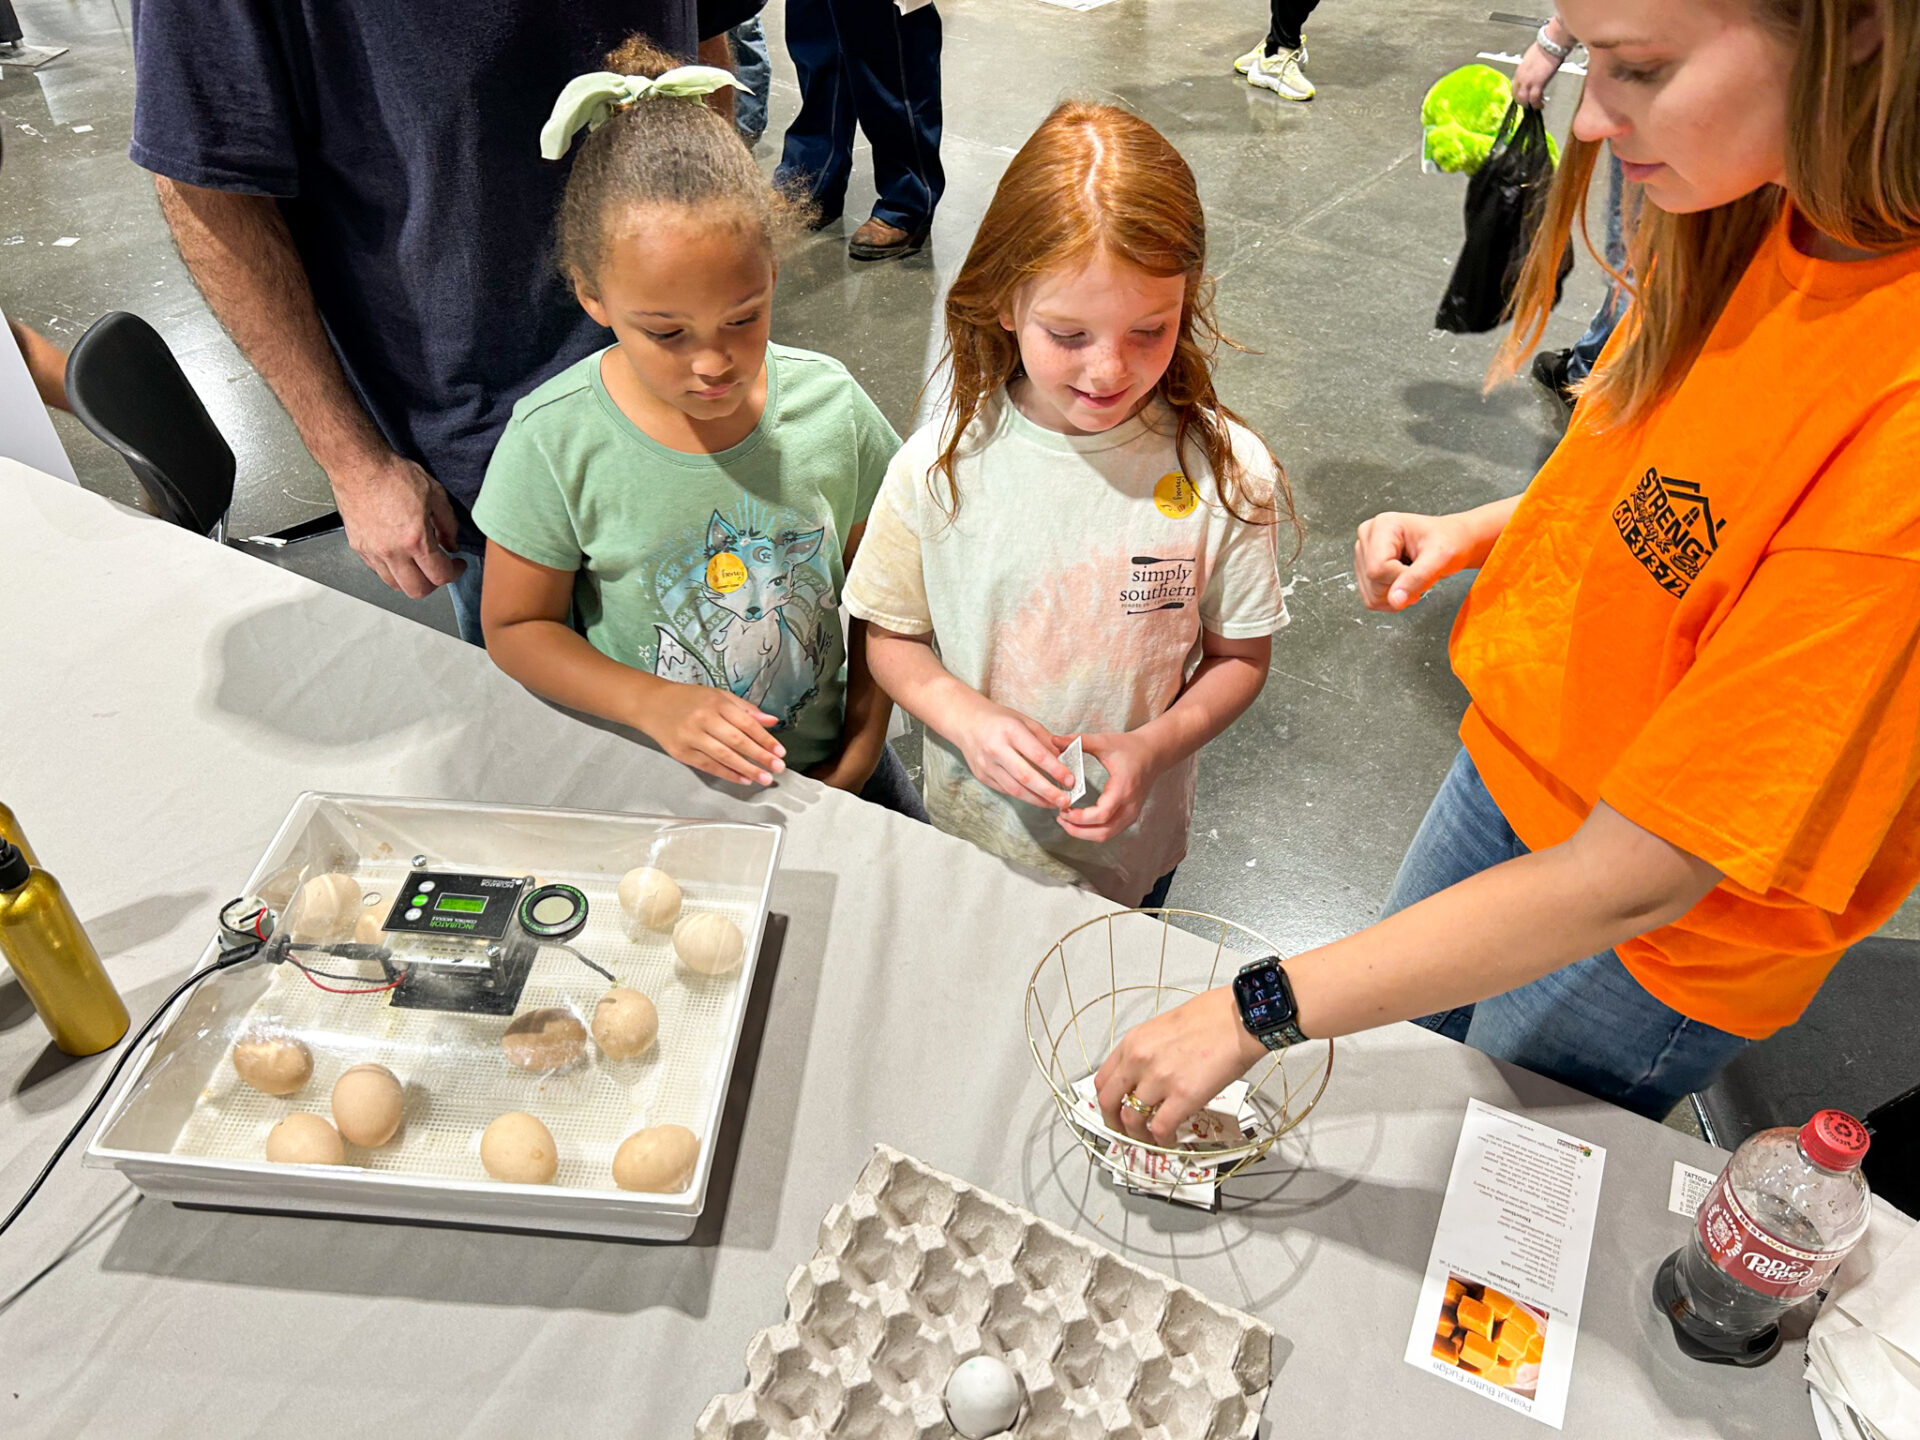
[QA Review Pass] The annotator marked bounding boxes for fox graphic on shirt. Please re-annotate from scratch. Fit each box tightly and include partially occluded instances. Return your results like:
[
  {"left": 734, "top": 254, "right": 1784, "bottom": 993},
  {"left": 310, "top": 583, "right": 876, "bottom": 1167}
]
[{"left": 653, "top": 507, "right": 832, "bottom": 728}]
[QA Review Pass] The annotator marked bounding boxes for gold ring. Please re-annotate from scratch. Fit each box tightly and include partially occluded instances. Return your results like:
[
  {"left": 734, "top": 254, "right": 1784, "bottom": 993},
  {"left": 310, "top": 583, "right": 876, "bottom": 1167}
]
[{"left": 1121, "top": 1092, "right": 1158, "bottom": 1118}]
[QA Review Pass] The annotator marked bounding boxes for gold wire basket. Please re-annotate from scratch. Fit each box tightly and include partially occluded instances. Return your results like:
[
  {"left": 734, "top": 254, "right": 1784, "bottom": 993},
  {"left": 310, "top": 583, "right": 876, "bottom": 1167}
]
[{"left": 1025, "top": 908, "right": 1333, "bottom": 1190}]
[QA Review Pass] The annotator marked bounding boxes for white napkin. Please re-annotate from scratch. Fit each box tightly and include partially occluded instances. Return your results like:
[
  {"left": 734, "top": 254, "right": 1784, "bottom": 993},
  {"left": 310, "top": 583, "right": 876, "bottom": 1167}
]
[{"left": 1807, "top": 1198, "right": 1920, "bottom": 1440}]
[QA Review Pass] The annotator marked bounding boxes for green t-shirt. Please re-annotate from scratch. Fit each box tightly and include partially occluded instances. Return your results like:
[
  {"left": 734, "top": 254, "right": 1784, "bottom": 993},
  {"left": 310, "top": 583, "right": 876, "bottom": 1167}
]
[{"left": 473, "top": 343, "right": 900, "bottom": 771}]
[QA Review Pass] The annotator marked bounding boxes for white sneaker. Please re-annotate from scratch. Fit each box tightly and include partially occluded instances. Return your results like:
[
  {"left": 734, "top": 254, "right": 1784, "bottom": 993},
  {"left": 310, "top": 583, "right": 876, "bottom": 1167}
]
[
  {"left": 1248, "top": 45, "right": 1314, "bottom": 101},
  {"left": 1233, "top": 36, "right": 1307, "bottom": 75}
]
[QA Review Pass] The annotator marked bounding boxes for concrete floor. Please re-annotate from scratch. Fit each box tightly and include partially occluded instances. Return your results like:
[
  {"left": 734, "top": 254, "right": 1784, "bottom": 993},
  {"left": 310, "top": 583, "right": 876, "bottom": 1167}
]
[{"left": 4, "top": 0, "right": 1910, "bottom": 1131}]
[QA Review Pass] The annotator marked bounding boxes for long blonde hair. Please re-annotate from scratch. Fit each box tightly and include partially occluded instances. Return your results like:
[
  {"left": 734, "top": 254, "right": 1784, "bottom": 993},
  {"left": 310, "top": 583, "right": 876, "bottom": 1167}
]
[
  {"left": 935, "top": 101, "right": 1298, "bottom": 540},
  {"left": 1493, "top": 0, "right": 1920, "bottom": 427}
]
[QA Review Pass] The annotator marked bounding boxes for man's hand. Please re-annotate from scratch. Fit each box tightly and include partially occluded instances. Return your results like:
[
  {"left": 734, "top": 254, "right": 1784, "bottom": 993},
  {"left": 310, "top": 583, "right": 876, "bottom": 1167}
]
[
  {"left": 1094, "top": 986, "right": 1266, "bottom": 1145},
  {"left": 331, "top": 453, "right": 466, "bottom": 598},
  {"left": 1058, "top": 729, "right": 1163, "bottom": 842},
  {"left": 636, "top": 682, "right": 786, "bottom": 787},
  {"left": 950, "top": 699, "right": 1076, "bottom": 809}
]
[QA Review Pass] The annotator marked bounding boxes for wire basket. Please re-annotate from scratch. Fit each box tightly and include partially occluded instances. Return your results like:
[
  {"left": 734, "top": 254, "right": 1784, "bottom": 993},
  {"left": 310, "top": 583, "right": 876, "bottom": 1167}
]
[{"left": 1026, "top": 908, "right": 1333, "bottom": 1189}]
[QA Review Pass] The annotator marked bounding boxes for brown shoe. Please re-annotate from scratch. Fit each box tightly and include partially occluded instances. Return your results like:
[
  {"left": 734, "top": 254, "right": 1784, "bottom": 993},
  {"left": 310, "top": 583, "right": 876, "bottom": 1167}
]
[{"left": 849, "top": 216, "right": 929, "bottom": 262}]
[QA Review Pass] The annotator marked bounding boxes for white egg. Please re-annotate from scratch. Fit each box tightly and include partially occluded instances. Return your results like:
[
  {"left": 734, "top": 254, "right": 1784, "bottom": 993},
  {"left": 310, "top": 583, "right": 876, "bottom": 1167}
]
[
  {"left": 617, "top": 866, "right": 682, "bottom": 934},
  {"left": 672, "top": 911, "right": 744, "bottom": 977},
  {"left": 944, "top": 1354, "right": 1023, "bottom": 1438}
]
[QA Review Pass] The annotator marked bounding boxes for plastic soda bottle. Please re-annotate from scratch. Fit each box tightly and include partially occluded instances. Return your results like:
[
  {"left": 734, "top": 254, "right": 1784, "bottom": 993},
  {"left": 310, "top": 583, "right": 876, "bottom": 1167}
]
[{"left": 1654, "top": 1110, "right": 1871, "bottom": 1366}]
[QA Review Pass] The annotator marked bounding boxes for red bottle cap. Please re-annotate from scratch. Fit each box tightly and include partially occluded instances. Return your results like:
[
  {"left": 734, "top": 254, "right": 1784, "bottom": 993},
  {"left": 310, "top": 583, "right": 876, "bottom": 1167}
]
[{"left": 1800, "top": 1110, "right": 1870, "bottom": 1171}]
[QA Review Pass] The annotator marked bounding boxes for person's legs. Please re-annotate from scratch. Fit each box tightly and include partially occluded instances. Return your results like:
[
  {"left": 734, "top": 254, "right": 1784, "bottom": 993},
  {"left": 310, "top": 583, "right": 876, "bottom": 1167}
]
[
  {"left": 1247, "top": 0, "right": 1320, "bottom": 98},
  {"left": 1464, "top": 951, "right": 1749, "bottom": 1119},
  {"left": 1139, "top": 868, "right": 1178, "bottom": 910},
  {"left": 775, "top": 0, "right": 857, "bottom": 221},
  {"left": 1566, "top": 152, "right": 1629, "bottom": 383},
  {"left": 839, "top": 0, "right": 944, "bottom": 238},
  {"left": 729, "top": 17, "right": 773, "bottom": 146},
  {"left": 1264, "top": 0, "right": 1321, "bottom": 52},
  {"left": 856, "top": 741, "right": 930, "bottom": 822},
  {"left": 1376, "top": 749, "right": 1532, "bottom": 1041},
  {"left": 447, "top": 547, "right": 487, "bottom": 647}
]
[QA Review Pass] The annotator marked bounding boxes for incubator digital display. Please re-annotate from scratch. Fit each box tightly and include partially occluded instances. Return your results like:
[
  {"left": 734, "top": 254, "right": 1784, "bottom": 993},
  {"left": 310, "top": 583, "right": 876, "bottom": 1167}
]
[{"left": 435, "top": 894, "right": 487, "bottom": 914}]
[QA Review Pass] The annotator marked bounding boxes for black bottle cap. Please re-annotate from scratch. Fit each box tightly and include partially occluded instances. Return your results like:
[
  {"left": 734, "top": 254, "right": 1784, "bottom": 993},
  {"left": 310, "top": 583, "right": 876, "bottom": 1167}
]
[{"left": 0, "top": 840, "right": 29, "bottom": 892}]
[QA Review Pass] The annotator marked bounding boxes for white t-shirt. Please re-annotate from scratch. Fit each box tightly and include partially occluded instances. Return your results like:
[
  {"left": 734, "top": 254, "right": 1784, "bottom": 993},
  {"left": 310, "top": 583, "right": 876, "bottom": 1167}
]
[{"left": 843, "top": 394, "right": 1288, "bottom": 902}]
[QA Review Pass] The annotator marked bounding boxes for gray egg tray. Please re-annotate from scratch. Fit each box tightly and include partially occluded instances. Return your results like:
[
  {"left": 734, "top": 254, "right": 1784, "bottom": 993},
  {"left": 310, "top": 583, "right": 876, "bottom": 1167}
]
[{"left": 697, "top": 1145, "right": 1274, "bottom": 1438}]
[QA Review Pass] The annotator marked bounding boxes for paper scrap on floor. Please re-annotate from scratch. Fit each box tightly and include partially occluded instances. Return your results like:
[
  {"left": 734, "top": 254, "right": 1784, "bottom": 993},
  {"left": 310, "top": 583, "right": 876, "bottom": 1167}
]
[
  {"left": 1067, "top": 1074, "right": 1254, "bottom": 1208},
  {"left": 1403, "top": 1098, "right": 1606, "bottom": 1429}
]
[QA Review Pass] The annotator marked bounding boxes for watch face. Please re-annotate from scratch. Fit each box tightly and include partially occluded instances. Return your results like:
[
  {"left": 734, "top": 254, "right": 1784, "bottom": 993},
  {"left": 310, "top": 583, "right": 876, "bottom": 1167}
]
[{"left": 1234, "top": 961, "right": 1294, "bottom": 1033}]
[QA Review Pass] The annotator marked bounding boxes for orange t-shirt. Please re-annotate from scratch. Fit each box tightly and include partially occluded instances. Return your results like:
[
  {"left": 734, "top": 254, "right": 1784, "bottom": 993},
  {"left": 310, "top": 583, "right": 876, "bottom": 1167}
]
[{"left": 1452, "top": 209, "right": 1920, "bottom": 1039}]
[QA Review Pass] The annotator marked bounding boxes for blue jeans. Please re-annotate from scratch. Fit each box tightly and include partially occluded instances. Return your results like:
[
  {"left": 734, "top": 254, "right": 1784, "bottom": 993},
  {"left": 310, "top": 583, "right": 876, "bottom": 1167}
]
[
  {"left": 1380, "top": 749, "right": 1747, "bottom": 1119},
  {"left": 1567, "top": 152, "right": 1629, "bottom": 383},
  {"left": 775, "top": 0, "right": 944, "bottom": 231},
  {"left": 729, "top": 18, "right": 772, "bottom": 145},
  {"left": 447, "top": 547, "right": 486, "bottom": 647}
]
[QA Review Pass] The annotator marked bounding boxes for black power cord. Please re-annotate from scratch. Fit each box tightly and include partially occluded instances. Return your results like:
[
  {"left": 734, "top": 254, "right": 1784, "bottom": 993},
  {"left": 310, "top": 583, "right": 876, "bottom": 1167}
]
[{"left": 0, "top": 943, "right": 265, "bottom": 1241}]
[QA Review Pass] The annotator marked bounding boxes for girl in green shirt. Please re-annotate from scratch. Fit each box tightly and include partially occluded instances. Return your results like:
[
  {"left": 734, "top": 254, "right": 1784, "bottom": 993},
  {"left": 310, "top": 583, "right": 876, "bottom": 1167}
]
[{"left": 474, "top": 36, "right": 923, "bottom": 818}]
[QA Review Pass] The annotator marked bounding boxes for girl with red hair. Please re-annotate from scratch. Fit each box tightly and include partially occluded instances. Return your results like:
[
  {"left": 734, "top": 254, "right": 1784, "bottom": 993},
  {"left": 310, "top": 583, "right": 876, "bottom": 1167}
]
[{"left": 844, "top": 102, "right": 1299, "bottom": 905}]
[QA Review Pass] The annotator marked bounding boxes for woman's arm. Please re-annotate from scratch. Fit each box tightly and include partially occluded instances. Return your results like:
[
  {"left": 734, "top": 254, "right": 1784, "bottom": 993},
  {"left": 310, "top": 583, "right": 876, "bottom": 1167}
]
[
  {"left": 480, "top": 540, "right": 787, "bottom": 786},
  {"left": 807, "top": 524, "right": 894, "bottom": 793},
  {"left": 1094, "top": 798, "right": 1723, "bottom": 1141},
  {"left": 1354, "top": 495, "right": 1521, "bottom": 611},
  {"left": 1060, "top": 632, "right": 1271, "bottom": 844},
  {"left": 866, "top": 625, "right": 1078, "bottom": 808}
]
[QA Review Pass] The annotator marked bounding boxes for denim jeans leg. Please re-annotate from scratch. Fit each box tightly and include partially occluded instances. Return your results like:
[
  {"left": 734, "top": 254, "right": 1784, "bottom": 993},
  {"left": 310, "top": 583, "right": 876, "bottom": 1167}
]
[
  {"left": 1377, "top": 749, "right": 1532, "bottom": 1040},
  {"left": 729, "top": 18, "right": 772, "bottom": 144},
  {"left": 447, "top": 547, "right": 487, "bottom": 648},
  {"left": 1465, "top": 951, "right": 1750, "bottom": 1119}
]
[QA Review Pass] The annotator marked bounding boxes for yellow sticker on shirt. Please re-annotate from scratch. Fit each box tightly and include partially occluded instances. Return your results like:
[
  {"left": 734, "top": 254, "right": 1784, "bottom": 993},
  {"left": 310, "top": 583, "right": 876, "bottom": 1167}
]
[
  {"left": 705, "top": 552, "right": 747, "bottom": 594},
  {"left": 1154, "top": 472, "right": 1198, "bottom": 519}
]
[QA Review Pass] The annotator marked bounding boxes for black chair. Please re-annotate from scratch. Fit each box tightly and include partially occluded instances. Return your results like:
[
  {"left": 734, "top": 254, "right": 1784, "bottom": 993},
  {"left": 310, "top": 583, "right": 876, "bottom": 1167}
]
[
  {"left": 1692, "top": 935, "right": 1920, "bottom": 1216},
  {"left": 64, "top": 310, "right": 340, "bottom": 544}
]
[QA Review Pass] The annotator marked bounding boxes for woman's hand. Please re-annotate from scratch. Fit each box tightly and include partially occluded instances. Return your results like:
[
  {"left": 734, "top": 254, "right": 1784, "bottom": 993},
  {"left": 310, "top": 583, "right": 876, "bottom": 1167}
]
[
  {"left": 950, "top": 699, "right": 1076, "bottom": 809},
  {"left": 637, "top": 683, "right": 786, "bottom": 787},
  {"left": 1513, "top": 41, "right": 1561, "bottom": 108},
  {"left": 1094, "top": 987, "right": 1267, "bottom": 1145},
  {"left": 1354, "top": 510, "right": 1485, "bottom": 611},
  {"left": 1058, "top": 730, "right": 1164, "bottom": 843}
]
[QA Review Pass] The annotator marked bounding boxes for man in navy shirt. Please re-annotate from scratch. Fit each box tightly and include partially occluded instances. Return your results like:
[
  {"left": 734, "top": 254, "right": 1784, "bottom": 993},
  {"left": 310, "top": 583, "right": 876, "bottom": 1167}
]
[{"left": 129, "top": 1, "right": 730, "bottom": 640}]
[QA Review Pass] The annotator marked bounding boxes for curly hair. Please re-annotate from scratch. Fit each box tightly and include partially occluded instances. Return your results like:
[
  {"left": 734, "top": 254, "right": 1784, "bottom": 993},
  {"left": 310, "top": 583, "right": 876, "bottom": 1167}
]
[{"left": 552, "top": 36, "right": 807, "bottom": 285}]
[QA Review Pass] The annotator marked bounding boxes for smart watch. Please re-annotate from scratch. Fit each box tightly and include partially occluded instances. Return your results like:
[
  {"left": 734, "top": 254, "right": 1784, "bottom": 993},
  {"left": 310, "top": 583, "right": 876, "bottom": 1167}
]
[{"left": 1233, "top": 957, "right": 1310, "bottom": 1050}]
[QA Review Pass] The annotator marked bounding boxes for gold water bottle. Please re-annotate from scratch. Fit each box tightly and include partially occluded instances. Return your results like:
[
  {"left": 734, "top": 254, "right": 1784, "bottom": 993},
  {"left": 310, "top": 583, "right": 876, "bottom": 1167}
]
[
  {"left": 0, "top": 840, "right": 129, "bottom": 1055},
  {"left": 0, "top": 801, "right": 38, "bottom": 865}
]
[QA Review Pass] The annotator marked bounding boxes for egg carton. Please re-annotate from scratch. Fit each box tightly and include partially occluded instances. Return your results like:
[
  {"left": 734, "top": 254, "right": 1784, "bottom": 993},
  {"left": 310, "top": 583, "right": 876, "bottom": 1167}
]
[{"left": 697, "top": 1145, "right": 1273, "bottom": 1439}]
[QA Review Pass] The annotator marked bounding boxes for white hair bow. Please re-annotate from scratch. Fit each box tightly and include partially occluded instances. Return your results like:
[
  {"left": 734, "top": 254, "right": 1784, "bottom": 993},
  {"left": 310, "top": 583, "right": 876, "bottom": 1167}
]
[{"left": 540, "top": 65, "right": 748, "bottom": 160}]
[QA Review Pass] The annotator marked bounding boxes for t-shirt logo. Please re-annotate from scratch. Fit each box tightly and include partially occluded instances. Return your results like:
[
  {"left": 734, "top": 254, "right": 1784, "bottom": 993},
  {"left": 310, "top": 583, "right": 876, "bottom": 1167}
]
[
  {"left": 1612, "top": 467, "right": 1726, "bottom": 598},
  {"left": 1154, "top": 472, "right": 1199, "bottom": 519}
]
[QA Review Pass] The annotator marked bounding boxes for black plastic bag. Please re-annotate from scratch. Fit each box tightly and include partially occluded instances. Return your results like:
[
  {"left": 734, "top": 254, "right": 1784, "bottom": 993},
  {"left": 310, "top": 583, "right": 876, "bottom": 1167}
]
[{"left": 1434, "top": 103, "right": 1574, "bottom": 334}]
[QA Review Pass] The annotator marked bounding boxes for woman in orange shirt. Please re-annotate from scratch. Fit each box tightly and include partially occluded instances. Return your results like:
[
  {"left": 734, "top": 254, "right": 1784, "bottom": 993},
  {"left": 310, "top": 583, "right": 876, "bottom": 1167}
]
[{"left": 1097, "top": 0, "right": 1920, "bottom": 1136}]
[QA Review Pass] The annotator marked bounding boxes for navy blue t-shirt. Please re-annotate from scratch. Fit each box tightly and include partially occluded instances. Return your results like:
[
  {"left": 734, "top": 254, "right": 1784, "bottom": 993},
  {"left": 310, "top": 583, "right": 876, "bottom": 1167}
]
[{"left": 128, "top": 2, "right": 699, "bottom": 520}]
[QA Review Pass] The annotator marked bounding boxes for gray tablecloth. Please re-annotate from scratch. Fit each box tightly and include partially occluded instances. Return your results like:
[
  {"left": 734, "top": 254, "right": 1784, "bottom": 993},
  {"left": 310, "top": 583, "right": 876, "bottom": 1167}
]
[{"left": 0, "top": 463, "right": 1813, "bottom": 1437}]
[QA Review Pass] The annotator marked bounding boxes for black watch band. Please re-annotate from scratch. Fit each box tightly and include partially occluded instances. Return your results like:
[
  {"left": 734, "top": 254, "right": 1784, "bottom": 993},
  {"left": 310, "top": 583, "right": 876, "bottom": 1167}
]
[{"left": 1234, "top": 957, "right": 1309, "bottom": 1050}]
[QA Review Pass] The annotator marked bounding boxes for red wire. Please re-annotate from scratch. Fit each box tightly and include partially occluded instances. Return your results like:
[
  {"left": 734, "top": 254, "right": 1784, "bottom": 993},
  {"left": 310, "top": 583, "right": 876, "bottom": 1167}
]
[{"left": 295, "top": 967, "right": 405, "bottom": 997}]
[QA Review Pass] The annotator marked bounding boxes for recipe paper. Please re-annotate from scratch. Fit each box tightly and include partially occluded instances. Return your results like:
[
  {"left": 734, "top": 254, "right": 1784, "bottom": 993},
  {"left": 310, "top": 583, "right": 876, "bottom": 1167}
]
[{"left": 1403, "top": 1099, "right": 1607, "bottom": 1428}]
